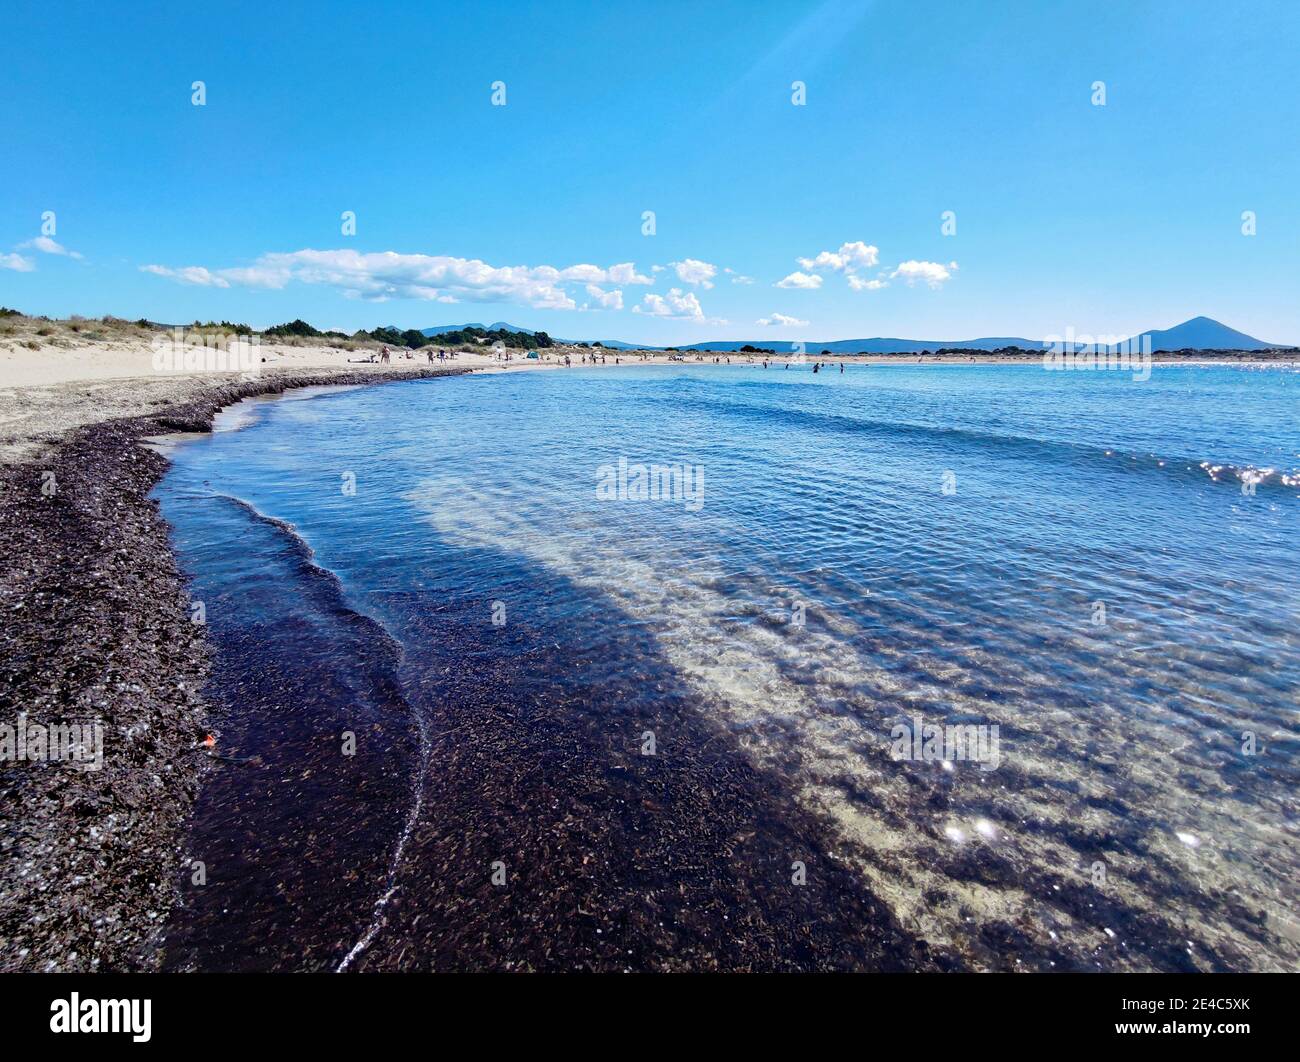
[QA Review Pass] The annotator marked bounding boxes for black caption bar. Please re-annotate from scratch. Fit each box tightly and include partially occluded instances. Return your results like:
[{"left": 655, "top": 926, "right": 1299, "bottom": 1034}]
[{"left": 0, "top": 972, "right": 1289, "bottom": 1048}]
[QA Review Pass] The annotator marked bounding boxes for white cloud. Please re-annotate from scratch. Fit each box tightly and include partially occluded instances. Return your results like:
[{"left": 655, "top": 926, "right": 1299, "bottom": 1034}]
[
  {"left": 139, "top": 249, "right": 655, "bottom": 310},
  {"left": 756, "top": 313, "right": 809, "bottom": 327},
  {"left": 217, "top": 265, "right": 293, "bottom": 289},
  {"left": 725, "top": 268, "right": 755, "bottom": 285},
  {"left": 632, "top": 288, "right": 705, "bottom": 320},
  {"left": 775, "top": 270, "right": 823, "bottom": 290},
  {"left": 606, "top": 262, "right": 654, "bottom": 285},
  {"left": 797, "top": 240, "right": 879, "bottom": 273},
  {"left": 561, "top": 262, "right": 651, "bottom": 285},
  {"left": 0, "top": 235, "right": 84, "bottom": 272},
  {"left": 140, "top": 264, "right": 231, "bottom": 288},
  {"left": 890, "top": 260, "right": 957, "bottom": 288},
  {"left": 21, "top": 236, "right": 83, "bottom": 260},
  {"left": 554, "top": 263, "right": 605, "bottom": 284},
  {"left": 848, "top": 276, "right": 888, "bottom": 291},
  {"left": 670, "top": 258, "right": 717, "bottom": 289},
  {"left": 585, "top": 284, "right": 624, "bottom": 310}
]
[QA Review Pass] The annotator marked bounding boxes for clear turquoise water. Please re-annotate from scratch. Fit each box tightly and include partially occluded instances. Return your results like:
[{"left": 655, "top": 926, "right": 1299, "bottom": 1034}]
[{"left": 155, "top": 363, "right": 1299, "bottom": 970}]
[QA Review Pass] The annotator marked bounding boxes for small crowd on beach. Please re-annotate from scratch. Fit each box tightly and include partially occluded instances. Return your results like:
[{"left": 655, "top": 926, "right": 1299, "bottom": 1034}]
[
  {"left": 353, "top": 344, "right": 848, "bottom": 374},
  {"left": 358, "top": 346, "right": 463, "bottom": 364}
]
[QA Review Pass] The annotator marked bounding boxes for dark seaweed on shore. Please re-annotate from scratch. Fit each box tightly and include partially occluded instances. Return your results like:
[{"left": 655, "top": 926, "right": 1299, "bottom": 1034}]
[{"left": 0, "top": 368, "right": 467, "bottom": 971}]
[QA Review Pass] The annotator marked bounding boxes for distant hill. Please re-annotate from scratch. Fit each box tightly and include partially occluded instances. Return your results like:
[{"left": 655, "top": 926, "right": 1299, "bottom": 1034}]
[
  {"left": 413, "top": 316, "right": 1283, "bottom": 354},
  {"left": 421, "top": 321, "right": 536, "bottom": 337},
  {"left": 582, "top": 338, "right": 644, "bottom": 350},
  {"left": 679, "top": 318, "right": 1280, "bottom": 354},
  {"left": 1119, "top": 316, "right": 1274, "bottom": 352}
]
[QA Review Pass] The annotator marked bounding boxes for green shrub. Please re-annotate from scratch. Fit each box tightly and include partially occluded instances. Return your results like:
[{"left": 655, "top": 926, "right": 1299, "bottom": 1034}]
[{"left": 263, "top": 318, "right": 322, "bottom": 338}]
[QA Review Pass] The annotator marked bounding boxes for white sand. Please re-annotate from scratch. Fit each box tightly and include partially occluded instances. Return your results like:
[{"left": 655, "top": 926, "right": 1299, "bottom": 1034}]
[{"left": 0, "top": 336, "right": 513, "bottom": 388}]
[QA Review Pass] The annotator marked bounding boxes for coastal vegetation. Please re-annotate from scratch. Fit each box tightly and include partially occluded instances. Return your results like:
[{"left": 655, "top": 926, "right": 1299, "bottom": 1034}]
[
  {"left": 365, "top": 326, "right": 438, "bottom": 349},
  {"left": 263, "top": 319, "right": 346, "bottom": 340},
  {"left": 420, "top": 325, "right": 554, "bottom": 350}
]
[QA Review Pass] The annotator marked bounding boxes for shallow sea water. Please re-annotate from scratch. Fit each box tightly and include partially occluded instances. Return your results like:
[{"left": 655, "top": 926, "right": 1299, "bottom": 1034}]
[{"left": 155, "top": 363, "right": 1299, "bottom": 971}]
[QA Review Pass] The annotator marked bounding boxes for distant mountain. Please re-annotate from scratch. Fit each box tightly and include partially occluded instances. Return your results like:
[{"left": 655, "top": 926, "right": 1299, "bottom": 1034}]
[
  {"left": 413, "top": 316, "right": 1283, "bottom": 353},
  {"left": 421, "top": 321, "right": 538, "bottom": 337},
  {"left": 680, "top": 318, "right": 1280, "bottom": 354},
  {"left": 1121, "top": 316, "right": 1274, "bottom": 352},
  {"left": 582, "top": 338, "right": 644, "bottom": 350}
]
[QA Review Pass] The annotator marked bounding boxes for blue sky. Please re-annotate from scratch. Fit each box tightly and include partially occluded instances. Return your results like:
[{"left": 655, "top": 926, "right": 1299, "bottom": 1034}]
[{"left": 2, "top": 0, "right": 1298, "bottom": 344}]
